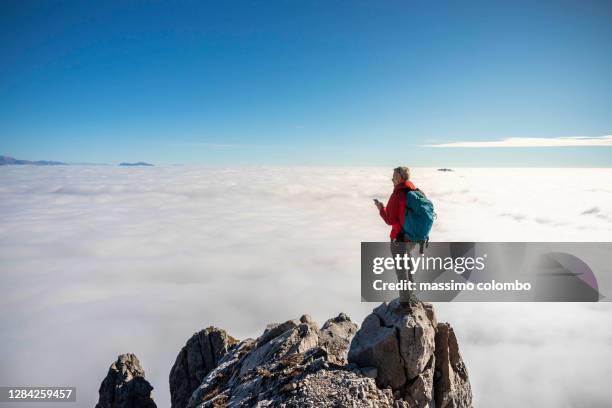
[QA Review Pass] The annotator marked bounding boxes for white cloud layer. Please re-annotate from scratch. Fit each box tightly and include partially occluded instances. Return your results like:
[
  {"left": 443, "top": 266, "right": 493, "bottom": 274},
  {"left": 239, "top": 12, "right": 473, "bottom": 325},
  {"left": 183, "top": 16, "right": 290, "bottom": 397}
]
[
  {"left": 1, "top": 166, "right": 611, "bottom": 407},
  {"left": 424, "top": 134, "right": 612, "bottom": 148}
]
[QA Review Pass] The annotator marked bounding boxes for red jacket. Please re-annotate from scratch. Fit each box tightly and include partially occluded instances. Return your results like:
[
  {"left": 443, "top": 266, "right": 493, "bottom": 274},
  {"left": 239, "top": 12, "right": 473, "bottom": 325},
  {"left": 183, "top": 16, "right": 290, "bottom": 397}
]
[{"left": 379, "top": 180, "right": 417, "bottom": 240}]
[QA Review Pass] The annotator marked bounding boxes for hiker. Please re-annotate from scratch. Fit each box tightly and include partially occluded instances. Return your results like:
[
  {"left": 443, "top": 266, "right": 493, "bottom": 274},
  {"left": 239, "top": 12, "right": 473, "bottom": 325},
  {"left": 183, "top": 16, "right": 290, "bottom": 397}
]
[{"left": 374, "top": 166, "right": 434, "bottom": 304}]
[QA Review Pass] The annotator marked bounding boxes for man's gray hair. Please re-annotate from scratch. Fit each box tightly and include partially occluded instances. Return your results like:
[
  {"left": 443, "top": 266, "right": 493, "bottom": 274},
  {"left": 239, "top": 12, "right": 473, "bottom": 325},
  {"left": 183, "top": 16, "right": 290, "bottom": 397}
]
[{"left": 393, "top": 166, "right": 410, "bottom": 181}]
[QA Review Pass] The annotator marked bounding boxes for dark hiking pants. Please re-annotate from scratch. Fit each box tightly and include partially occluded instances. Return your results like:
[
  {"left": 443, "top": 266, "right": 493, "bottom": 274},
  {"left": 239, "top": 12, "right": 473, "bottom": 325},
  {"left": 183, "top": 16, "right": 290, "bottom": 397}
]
[{"left": 390, "top": 240, "right": 419, "bottom": 303}]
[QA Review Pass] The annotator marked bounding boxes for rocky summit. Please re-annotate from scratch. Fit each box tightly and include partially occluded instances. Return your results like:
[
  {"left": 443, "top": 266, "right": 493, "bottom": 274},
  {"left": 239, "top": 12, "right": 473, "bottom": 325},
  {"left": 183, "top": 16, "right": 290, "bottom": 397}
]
[
  {"left": 96, "top": 300, "right": 473, "bottom": 408},
  {"left": 169, "top": 327, "right": 239, "bottom": 408},
  {"left": 95, "top": 353, "right": 156, "bottom": 408}
]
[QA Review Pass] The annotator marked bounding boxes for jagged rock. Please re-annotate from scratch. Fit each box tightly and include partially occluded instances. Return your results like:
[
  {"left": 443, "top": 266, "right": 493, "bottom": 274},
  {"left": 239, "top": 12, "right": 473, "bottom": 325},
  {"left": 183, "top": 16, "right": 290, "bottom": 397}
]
[
  {"left": 348, "top": 312, "right": 406, "bottom": 389},
  {"left": 95, "top": 353, "right": 156, "bottom": 408},
  {"left": 434, "top": 323, "right": 473, "bottom": 408},
  {"left": 348, "top": 300, "right": 438, "bottom": 407},
  {"left": 257, "top": 319, "right": 301, "bottom": 347},
  {"left": 185, "top": 312, "right": 378, "bottom": 408},
  {"left": 318, "top": 313, "right": 358, "bottom": 365},
  {"left": 280, "top": 368, "right": 403, "bottom": 407},
  {"left": 238, "top": 317, "right": 319, "bottom": 377},
  {"left": 187, "top": 338, "right": 257, "bottom": 407},
  {"left": 187, "top": 316, "right": 317, "bottom": 407},
  {"left": 169, "top": 327, "right": 238, "bottom": 408},
  {"left": 163, "top": 302, "right": 471, "bottom": 408}
]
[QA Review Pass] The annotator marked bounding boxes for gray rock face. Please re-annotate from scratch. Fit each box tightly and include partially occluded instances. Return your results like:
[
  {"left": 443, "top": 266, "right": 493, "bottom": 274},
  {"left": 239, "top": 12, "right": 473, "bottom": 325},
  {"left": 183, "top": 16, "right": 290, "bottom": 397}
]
[
  {"left": 95, "top": 354, "right": 156, "bottom": 408},
  {"left": 281, "top": 367, "right": 402, "bottom": 407},
  {"left": 181, "top": 303, "right": 472, "bottom": 407},
  {"left": 169, "top": 327, "right": 238, "bottom": 408},
  {"left": 237, "top": 315, "right": 319, "bottom": 378},
  {"left": 348, "top": 300, "right": 438, "bottom": 407},
  {"left": 434, "top": 323, "right": 473, "bottom": 408},
  {"left": 256, "top": 319, "right": 302, "bottom": 348},
  {"left": 186, "top": 313, "right": 363, "bottom": 407},
  {"left": 100, "top": 302, "right": 472, "bottom": 408},
  {"left": 348, "top": 300, "right": 473, "bottom": 408},
  {"left": 318, "top": 313, "right": 358, "bottom": 365}
]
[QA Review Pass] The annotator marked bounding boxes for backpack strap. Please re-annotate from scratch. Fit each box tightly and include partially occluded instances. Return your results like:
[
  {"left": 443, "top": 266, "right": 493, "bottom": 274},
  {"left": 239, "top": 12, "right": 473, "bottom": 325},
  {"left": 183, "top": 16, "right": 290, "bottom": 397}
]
[{"left": 415, "top": 187, "right": 427, "bottom": 198}]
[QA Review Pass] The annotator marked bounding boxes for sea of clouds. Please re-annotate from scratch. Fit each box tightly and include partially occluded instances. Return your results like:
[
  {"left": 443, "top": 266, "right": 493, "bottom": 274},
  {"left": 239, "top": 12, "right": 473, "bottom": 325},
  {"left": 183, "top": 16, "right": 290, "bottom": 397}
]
[{"left": 1, "top": 166, "right": 611, "bottom": 407}]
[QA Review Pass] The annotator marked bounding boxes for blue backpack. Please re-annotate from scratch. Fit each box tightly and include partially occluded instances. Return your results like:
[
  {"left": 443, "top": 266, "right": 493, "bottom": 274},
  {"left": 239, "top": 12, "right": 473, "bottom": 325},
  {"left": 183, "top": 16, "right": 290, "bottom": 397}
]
[{"left": 401, "top": 188, "right": 435, "bottom": 243}]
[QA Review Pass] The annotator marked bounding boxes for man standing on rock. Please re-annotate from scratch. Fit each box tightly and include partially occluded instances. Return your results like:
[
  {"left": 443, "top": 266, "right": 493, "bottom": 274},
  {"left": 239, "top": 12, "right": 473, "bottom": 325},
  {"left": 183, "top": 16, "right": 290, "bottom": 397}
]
[{"left": 374, "top": 166, "right": 433, "bottom": 305}]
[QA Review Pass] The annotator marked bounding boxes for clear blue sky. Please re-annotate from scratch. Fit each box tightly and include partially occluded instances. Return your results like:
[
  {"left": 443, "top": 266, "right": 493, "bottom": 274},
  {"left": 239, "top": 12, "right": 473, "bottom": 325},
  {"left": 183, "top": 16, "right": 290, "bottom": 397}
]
[{"left": 1, "top": 0, "right": 611, "bottom": 166}]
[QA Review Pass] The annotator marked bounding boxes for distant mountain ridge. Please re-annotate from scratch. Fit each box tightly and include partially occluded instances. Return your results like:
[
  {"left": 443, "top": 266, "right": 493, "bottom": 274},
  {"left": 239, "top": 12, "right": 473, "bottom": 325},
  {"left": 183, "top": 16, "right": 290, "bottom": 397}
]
[
  {"left": 0, "top": 155, "right": 66, "bottom": 166},
  {"left": 0, "top": 155, "right": 155, "bottom": 166},
  {"left": 119, "top": 162, "right": 154, "bottom": 166}
]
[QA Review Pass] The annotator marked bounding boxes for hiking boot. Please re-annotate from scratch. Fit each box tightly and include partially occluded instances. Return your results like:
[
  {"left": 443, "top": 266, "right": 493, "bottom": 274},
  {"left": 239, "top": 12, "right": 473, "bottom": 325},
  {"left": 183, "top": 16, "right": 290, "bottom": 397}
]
[
  {"left": 408, "top": 291, "right": 421, "bottom": 305},
  {"left": 396, "top": 292, "right": 420, "bottom": 314},
  {"left": 399, "top": 292, "right": 421, "bottom": 307}
]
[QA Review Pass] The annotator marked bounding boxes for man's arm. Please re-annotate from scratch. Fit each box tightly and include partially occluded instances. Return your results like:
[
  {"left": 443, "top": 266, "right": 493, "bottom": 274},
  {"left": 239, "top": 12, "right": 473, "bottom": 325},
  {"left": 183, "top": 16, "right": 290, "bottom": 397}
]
[{"left": 379, "top": 193, "right": 399, "bottom": 226}]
